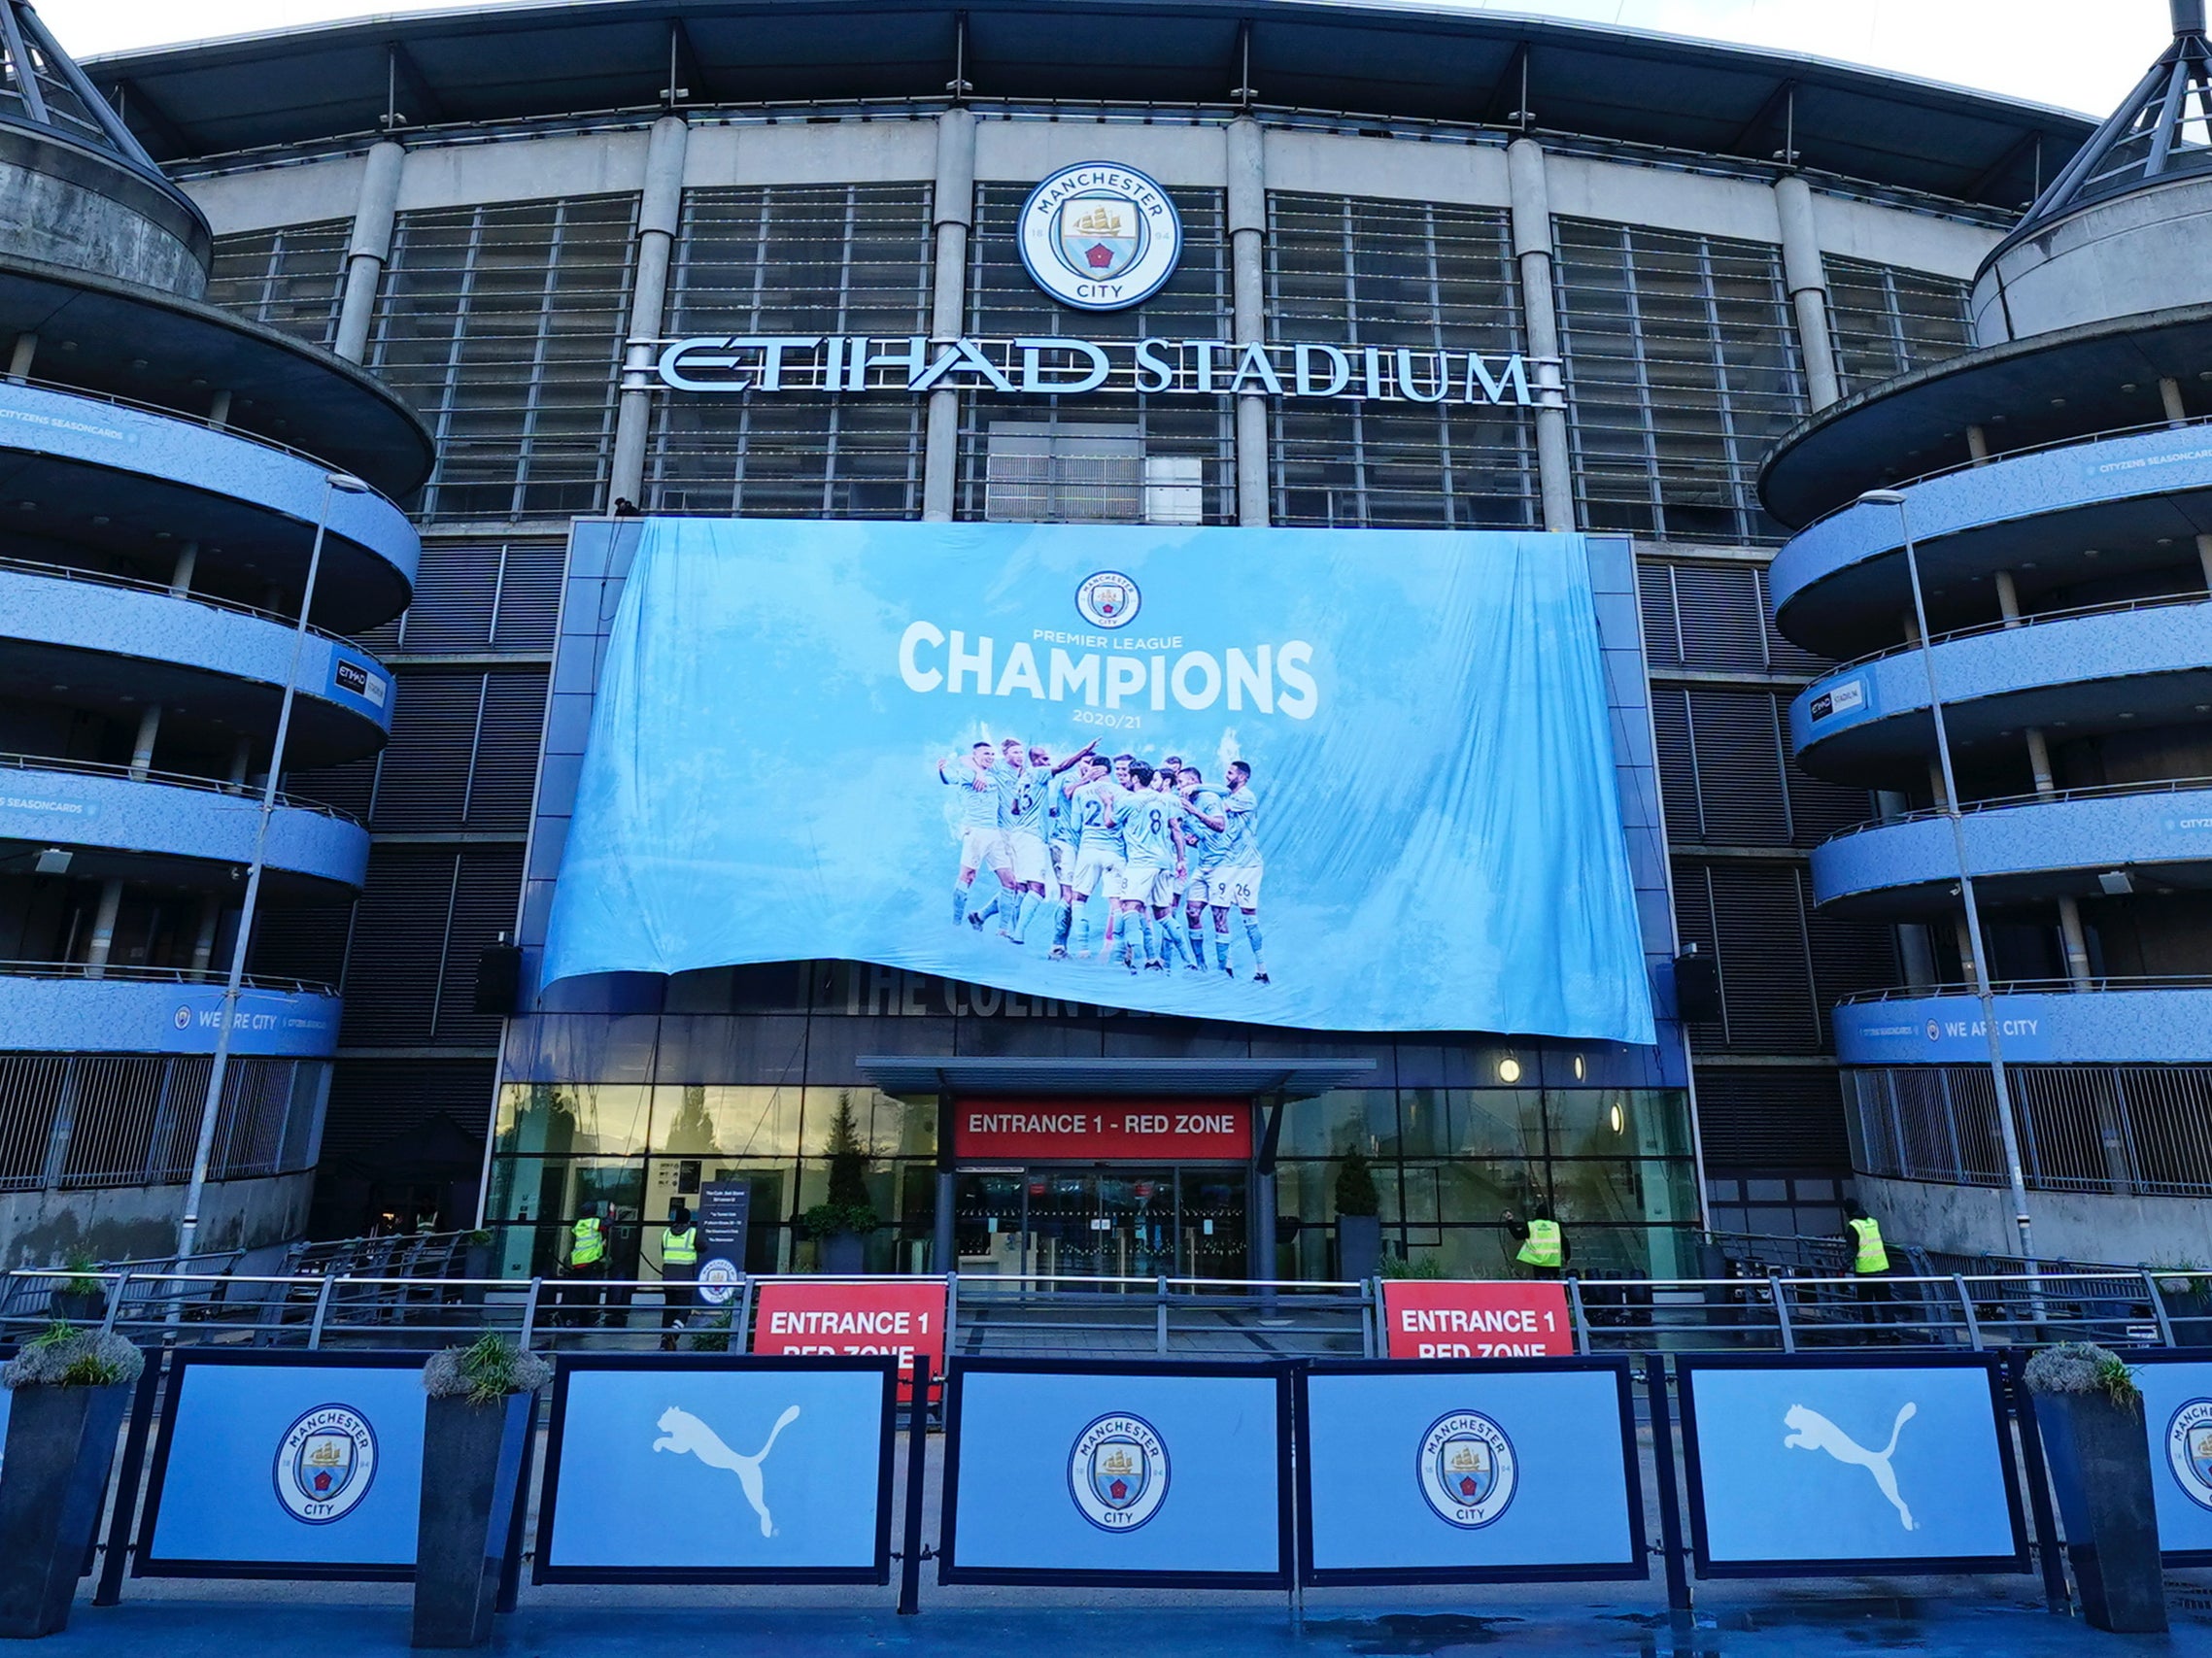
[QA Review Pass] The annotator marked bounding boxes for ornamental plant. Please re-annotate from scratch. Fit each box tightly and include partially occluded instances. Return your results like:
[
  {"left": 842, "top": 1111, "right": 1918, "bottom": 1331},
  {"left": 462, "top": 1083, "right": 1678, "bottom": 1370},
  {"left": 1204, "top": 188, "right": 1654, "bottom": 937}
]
[
  {"left": 2024, "top": 1341, "right": 2142, "bottom": 1414},
  {"left": 423, "top": 1334, "right": 552, "bottom": 1406},
  {"left": 3, "top": 1322, "right": 142, "bottom": 1390},
  {"left": 800, "top": 1097, "right": 880, "bottom": 1239},
  {"left": 1334, "top": 1146, "right": 1380, "bottom": 1218},
  {"left": 57, "top": 1249, "right": 101, "bottom": 1299}
]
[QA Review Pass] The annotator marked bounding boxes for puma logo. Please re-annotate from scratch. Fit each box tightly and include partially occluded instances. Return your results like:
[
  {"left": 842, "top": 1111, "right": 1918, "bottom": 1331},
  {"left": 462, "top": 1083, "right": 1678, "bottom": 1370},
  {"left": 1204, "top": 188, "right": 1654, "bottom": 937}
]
[
  {"left": 653, "top": 1404, "right": 801, "bottom": 1537},
  {"left": 1783, "top": 1402, "right": 1919, "bottom": 1531}
]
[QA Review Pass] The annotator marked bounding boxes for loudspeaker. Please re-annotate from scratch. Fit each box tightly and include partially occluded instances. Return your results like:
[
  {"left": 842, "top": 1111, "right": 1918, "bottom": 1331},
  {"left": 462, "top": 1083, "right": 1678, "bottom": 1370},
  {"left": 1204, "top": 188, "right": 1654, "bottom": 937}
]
[
  {"left": 1673, "top": 949, "right": 1721, "bottom": 1023},
  {"left": 473, "top": 944, "right": 524, "bottom": 1015}
]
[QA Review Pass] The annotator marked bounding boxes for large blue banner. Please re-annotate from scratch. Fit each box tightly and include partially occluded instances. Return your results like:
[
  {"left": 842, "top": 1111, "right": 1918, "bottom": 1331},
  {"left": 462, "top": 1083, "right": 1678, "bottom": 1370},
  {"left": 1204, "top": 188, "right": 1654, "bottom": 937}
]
[{"left": 543, "top": 520, "right": 1652, "bottom": 1038}]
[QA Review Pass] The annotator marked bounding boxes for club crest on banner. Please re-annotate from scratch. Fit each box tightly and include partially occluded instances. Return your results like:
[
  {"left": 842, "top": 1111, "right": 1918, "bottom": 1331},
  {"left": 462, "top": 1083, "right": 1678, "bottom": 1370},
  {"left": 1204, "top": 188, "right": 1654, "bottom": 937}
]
[
  {"left": 1417, "top": 1410, "right": 1516, "bottom": 1528},
  {"left": 1019, "top": 163, "right": 1182, "bottom": 312},
  {"left": 1068, "top": 1412, "right": 1170, "bottom": 1531},
  {"left": 697, "top": 1257, "right": 741, "bottom": 1305},
  {"left": 274, "top": 1404, "right": 378, "bottom": 1524},
  {"left": 1074, "top": 569, "right": 1141, "bottom": 629},
  {"left": 2167, "top": 1398, "right": 2212, "bottom": 1510}
]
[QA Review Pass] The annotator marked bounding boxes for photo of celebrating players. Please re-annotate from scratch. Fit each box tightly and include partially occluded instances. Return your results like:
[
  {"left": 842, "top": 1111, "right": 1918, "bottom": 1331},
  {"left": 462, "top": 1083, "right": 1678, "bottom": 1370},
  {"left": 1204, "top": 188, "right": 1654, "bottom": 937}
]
[{"left": 936, "top": 734, "right": 1272, "bottom": 983}]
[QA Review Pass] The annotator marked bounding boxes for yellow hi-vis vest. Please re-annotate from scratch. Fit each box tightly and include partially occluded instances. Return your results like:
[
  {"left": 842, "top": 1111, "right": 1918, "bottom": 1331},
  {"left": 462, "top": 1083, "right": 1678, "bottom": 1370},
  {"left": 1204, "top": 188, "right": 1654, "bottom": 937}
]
[
  {"left": 1849, "top": 1216, "right": 1890, "bottom": 1274},
  {"left": 662, "top": 1225, "right": 698, "bottom": 1266},
  {"left": 569, "top": 1215, "right": 605, "bottom": 1268},
  {"left": 1517, "top": 1218, "right": 1563, "bottom": 1269}
]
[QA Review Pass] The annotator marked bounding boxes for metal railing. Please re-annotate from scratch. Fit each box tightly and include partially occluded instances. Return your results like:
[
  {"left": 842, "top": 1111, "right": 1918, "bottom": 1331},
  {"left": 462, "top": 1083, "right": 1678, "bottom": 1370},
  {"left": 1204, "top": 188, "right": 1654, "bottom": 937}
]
[
  {"left": 10, "top": 1266, "right": 2207, "bottom": 1359},
  {"left": 0, "top": 552, "right": 372, "bottom": 651},
  {"left": 0, "top": 958, "right": 332, "bottom": 993},
  {"left": 1842, "top": 972, "right": 2212, "bottom": 1002},
  {"left": 0, "top": 750, "right": 364, "bottom": 826},
  {"left": 1822, "top": 769, "right": 2212, "bottom": 846}
]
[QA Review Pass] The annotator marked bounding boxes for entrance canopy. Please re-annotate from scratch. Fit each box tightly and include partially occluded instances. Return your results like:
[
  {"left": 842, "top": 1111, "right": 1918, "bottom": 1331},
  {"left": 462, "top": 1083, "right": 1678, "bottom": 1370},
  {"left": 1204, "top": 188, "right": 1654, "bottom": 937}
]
[{"left": 856, "top": 1055, "right": 1375, "bottom": 1100}]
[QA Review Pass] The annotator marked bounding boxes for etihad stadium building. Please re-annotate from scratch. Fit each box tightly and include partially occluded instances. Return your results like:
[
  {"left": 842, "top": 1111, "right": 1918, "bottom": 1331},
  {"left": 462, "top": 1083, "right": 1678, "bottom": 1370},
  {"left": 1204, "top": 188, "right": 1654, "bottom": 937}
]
[{"left": 14, "top": 0, "right": 2195, "bottom": 1277}]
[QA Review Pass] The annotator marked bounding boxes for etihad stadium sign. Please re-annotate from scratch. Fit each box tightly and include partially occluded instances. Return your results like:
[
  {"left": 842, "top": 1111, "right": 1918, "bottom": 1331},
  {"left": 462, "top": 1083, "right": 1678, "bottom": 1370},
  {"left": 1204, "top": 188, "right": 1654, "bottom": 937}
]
[{"left": 652, "top": 333, "right": 1544, "bottom": 407}]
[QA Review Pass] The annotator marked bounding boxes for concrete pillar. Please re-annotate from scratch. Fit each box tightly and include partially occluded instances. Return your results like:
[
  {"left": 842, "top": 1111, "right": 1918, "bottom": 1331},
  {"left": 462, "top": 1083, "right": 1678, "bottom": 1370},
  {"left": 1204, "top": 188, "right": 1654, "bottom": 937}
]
[
  {"left": 610, "top": 115, "right": 690, "bottom": 511},
  {"left": 1954, "top": 913, "right": 1978, "bottom": 983},
  {"left": 333, "top": 139, "right": 406, "bottom": 364},
  {"left": 1897, "top": 924, "right": 1939, "bottom": 991},
  {"left": 1993, "top": 568, "right": 2022, "bottom": 624},
  {"left": 6, "top": 331, "right": 33, "bottom": 385},
  {"left": 1928, "top": 759, "right": 1948, "bottom": 810},
  {"left": 922, "top": 110, "right": 975, "bottom": 524},
  {"left": 1774, "top": 175, "right": 1842, "bottom": 411},
  {"left": 2161, "top": 376, "right": 2188, "bottom": 426},
  {"left": 1508, "top": 139, "right": 1575, "bottom": 531},
  {"left": 2057, "top": 895, "right": 2093, "bottom": 989},
  {"left": 206, "top": 389, "right": 231, "bottom": 429},
  {"left": 2195, "top": 531, "right": 2212, "bottom": 592},
  {"left": 1901, "top": 609, "right": 1920, "bottom": 645},
  {"left": 1965, "top": 423, "right": 1991, "bottom": 462},
  {"left": 2025, "top": 727, "right": 2056, "bottom": 795},
  {"left": 189, "top": 897, "right": 222, "bottom": 973},
  {"left": 226, "top": 735, "right": 253, "bottom": 795},
  {"left": 84, "top": 879, "right": 122, "bottom": 976},
  {"left": 128, "top": 703, "right": 161, "bottom": 779},
  {"left": 1227, "top": 118, "right": 1270, "bottom": 526},
  {"left": 169, "top": 541, "right": 198, "bottom": 596}
]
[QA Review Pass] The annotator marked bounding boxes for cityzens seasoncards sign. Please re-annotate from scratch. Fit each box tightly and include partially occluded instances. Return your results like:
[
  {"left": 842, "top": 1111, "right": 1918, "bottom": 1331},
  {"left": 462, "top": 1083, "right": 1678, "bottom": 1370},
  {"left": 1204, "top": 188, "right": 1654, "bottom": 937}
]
[{"left": 541, "top": 518, "right": 1654, "bottom": 1039}]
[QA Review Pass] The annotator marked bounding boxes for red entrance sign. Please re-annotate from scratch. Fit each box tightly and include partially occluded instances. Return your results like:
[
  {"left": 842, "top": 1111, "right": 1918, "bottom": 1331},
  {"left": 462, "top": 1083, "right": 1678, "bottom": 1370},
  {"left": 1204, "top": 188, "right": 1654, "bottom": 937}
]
[
  {"left": 1380, "top": 1279, "right": 1575, "bottom": 1358},
  {"left": 751, "top": 1279, "right": 948, "bottom": 1400},
  {"left": 953, "top": 1099, "right": 1251, "bottom": 1162}
]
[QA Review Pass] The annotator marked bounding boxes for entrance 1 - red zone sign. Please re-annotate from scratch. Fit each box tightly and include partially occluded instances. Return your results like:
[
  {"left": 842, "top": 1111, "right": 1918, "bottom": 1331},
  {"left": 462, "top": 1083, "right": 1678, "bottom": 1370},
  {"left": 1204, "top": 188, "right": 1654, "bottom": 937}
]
[
  {"left": 752, "top": 1279, "right": 948, "bottom": 1402},
  {"left": 1379, "top": 1279, "right": 1576, "bottom": 1358},
  {"left": 952, "top": 1099, "right": 1251, "bottom": 1162}
]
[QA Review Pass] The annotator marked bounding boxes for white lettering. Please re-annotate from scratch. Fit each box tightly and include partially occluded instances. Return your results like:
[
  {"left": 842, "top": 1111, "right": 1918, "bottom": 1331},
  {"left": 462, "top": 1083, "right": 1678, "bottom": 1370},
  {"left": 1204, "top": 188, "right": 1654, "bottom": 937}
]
[{"left": 899, "top": 621, "right": 944, "bottom": 692}]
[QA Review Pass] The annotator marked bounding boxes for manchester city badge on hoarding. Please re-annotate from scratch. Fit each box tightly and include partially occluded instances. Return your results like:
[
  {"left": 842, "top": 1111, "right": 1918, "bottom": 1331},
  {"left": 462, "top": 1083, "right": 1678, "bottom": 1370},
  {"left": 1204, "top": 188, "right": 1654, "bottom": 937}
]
[
  {"left": 274, "top": 1403, "right": 379, "bottom": 1524},
  {"left": 1018, "top": 163, "right": 1182, "bottom": 312},
  {"left": 1074, "top": 569, "right": 1140, "bottom": 629},
  {"left": 2167, "top": 1398, "right": 2212, "bottom": 1510},
  {"left": 1068, "top": 1411, "right": 1170, "bottom": 1531},
  {"left": 1417, "top": 1409, "right": 1517, "bottom": 1529}
]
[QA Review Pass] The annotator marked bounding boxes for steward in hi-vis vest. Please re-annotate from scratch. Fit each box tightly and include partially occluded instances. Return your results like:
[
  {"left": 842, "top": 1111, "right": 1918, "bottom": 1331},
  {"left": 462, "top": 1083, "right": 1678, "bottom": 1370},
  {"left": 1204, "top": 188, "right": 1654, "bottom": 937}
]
[
  {"left": 1840, "top": 1199, "right": 1896, "bottom": 1336},
  {"left": 1508, "top": 1205, "right": 1568, "bottom": 1277},
  {"left": 559, "top": 1205, "right": 611, "bottom": 1330},
  {"left": 660, "top": 1201, "right": 700, "bottom": 1348}
]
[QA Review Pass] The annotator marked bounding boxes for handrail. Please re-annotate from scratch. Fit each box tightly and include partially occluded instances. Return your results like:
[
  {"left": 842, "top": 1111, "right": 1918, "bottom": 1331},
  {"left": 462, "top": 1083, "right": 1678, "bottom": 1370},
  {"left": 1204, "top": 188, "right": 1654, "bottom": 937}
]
[
  {"left": 1843, "top": 972, "right": 2212, "bottom": 1003},
  {"left": 0, "top": 958, "right": 333, "bottom": 994},
  {"left": 6, "top": 371, "right": 401, "bottom": 499},
  {"left": 0, "top": 750, "right": 363, "bottom": 826},
  {"left": 0, "top": 551, "right": 375, "bottom": 649},
  {"left": 1821, "top": 770, "right": 2212, "bottom": 845},
  {"left": 1787, "top": 409, "right": 2212, "bottom": 539},
  {"left": 1807, "top": 586, "right": 2212, "bottom": 684}
]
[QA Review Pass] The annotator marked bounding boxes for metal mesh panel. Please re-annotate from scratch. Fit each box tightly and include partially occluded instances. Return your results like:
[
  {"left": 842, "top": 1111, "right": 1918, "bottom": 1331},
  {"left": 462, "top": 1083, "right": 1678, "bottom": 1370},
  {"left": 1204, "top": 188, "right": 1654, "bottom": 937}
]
[
  {"left": 1554, "top": 219, "right": 1804, "bottom": 545},
  {"left": 206, "top": 220, "right": 348, "bottom": 348},
  {"left": 0, "top": 1054, "right": 63, "bottom": 1190},
  {"left": 648, "top": 184, "right": 933, "bottom": 517},
  {"left": 0, "top": 1054, "right": 326, "bottom": 1190},
  {"left": 959, "top": 185, "right": 1233, "bottom": 524},
  {"left": 374, "top": 195, "right": 636, "bottom": 521},
  {"left": 1265, "top": 192, "right": 1533, "bottom": 527},
  {"left": 1825, "top": 256, "right": 1975, "bottom": 396}
]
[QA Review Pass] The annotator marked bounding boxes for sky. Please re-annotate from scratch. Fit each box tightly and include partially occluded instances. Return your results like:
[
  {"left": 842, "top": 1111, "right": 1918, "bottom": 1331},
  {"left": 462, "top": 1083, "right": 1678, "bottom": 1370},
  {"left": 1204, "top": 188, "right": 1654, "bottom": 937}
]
[{"left": 38, "top": 0, "right": 2174, "bottom": 120}]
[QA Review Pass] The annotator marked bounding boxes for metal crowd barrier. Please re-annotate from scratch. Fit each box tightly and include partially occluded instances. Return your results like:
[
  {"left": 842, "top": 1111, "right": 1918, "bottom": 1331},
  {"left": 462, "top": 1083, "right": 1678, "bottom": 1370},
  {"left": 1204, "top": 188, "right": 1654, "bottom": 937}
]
[{"left": 3, "top": 1265, "right": 2204, "bottom": 1357}]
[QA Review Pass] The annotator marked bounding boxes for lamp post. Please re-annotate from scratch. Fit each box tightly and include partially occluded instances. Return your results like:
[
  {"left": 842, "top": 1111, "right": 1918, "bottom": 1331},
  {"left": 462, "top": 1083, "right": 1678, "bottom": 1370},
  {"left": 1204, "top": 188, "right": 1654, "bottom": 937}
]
[
  {"left": 177, "top": 472, "right": 372, "bottom": 1261},
  {"left": 1857, "top": 489, "right": 2036, "bottom": 1264}
]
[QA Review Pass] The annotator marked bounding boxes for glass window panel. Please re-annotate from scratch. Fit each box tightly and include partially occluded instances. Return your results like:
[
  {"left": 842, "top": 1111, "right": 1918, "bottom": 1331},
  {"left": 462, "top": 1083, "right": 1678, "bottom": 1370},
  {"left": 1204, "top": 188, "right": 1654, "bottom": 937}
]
[
  {"left": 494, "top": 1081, "right": 650, "bottom": 1156},
  {"left": 1545, "top": 1088, "right": 1693, "bottom": 1160},
  {"left": 1399, "top": 1088, "right": 1543, "bottom": 1159},
  {"left": 648, "top": 1084, "right": 804, "bottom": 1157},
  {"left": 206, "top": 221, "right": 348, "bottom": 347},
  {"left": 1275, "top": 1089, "right": 1396, "bottom": 1158},
  {"left": 1549, "top": 1158, "right": 1701, "bottom": 1228}
]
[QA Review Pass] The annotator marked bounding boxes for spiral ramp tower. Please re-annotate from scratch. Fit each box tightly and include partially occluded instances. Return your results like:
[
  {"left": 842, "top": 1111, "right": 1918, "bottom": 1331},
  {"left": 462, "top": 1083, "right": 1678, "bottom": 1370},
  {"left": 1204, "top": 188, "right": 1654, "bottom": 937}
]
[
  {"left": 1763, "top": 0, "right": 2212, "bottom": 1261},
  {"left": 0, "top": 2, "right": 430, "bottom": 1262}
]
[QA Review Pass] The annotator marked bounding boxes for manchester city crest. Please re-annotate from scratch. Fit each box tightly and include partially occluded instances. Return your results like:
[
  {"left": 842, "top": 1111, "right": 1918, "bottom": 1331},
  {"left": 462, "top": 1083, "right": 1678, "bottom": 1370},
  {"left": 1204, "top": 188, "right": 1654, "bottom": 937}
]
[
  {"left": 1075, "top": 570, "right": 1141, "bottom": 629},
  {"left": 1068, "top": 1412, "right": 1170, "bottom": 1531},
  {"left": 1018, "top": 162, "right": 1182, "bottom": 312},
  {"left": 1417, "top": 1410, "right": 1517, "bottom": 1529},
  {"left": 2166, "top": 1399, "right": 2212, "bottom": 1510},
  {"left": 274, "top": 1404, "right": 378, "bottom": 1524}
]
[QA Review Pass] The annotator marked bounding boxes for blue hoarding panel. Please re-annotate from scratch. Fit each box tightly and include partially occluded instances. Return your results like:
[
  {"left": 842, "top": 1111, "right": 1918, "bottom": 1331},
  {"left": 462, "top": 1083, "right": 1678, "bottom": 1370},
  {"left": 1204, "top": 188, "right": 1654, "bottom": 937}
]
[
  {"left": 535, "top": 1355, "right": 898, "bottom": 1582},
  {"left": 940, "top": 1360, "right": 1291, "bottom": 1587},
  {"left": 2132, "top": 1354, "right": 2212, "bottom": 1561},
  {"left": 1298, "top": 1361, "right": 1645, "bottom": 1585},
  {"left": 1681, "top": 1357, "right": 2025, "bottom": 1577},
  {"left": 138, "top": 1353, "right": 425, "bottom": 1578},
  {"left": 541, "top": 519, "right": 1653, "bottom": 1041}
]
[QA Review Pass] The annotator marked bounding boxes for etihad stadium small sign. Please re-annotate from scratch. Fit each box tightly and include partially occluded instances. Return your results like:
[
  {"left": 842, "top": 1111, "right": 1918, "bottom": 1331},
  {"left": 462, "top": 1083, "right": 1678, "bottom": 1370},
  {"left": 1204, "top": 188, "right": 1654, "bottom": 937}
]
[{"left": 652, "top": 333, "right": 1542, "bottom": 407}]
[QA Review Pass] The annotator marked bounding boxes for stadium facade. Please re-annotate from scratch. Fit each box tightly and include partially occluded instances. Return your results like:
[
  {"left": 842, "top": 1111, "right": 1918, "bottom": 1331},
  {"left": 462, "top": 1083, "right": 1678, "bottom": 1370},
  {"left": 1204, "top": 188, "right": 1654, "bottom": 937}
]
[{"left": 17, "top": 0, "right": 2197, "bottom": 1276}]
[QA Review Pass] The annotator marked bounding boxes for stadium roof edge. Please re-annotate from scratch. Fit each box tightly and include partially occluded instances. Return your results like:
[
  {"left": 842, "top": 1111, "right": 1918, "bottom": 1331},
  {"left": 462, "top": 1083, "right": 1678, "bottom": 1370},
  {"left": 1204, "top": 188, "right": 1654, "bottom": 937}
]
[{"left": 74, "top": 0, "right": 2095, "bottom": 212}]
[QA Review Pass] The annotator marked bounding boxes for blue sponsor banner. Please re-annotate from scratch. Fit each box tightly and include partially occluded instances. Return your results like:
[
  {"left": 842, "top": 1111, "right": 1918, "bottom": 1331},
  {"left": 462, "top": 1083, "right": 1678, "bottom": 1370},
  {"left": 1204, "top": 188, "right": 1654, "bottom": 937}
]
[
  {"left": 535, "top": 1354, "right": 898, "bottom": 1583},
  {"left": 326, "top": 647, "right": 391, "bottom": 714},
  {"left": 2131, "top": 1353, "right": 2212, "bottom": 1562},
  {"left": 542, "top": 519, "right": 1654, "bottom": 1040},
  {"left": 1679, "top": 1355, "right": 2026, "bottom": 1577},
  {"left": 137, "top": 1351, "right": 425, "bottom": 1579},
  {"left": 939, "top": 1358, "right": 1292, "bottom": 1587},
  {"left": 1296, "top": 1359, "right": 1645, "bottom": 1585}
]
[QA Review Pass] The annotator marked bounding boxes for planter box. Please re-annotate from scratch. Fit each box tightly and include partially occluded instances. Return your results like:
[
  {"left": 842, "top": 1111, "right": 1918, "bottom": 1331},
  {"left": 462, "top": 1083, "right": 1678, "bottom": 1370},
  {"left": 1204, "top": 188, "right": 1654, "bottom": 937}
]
[
  {"left": 821, "top": 1231, "right": 866, "bottom": 1275},
  {"left": 0, "top": 1383, "right": 131, "bottom": 1639},
  {"left": 412, "top": 1392, "right": 532, "bottom": 1649},
  {"left": 45, "top": 1291, "right": 104, "bottom": 1328},
  {"left": 1337, "top": 1214, "right": 1381, "bottom": 1284},
  {"left": 2032, "top": 1389, "right": 2167, "bottom": 1634}
]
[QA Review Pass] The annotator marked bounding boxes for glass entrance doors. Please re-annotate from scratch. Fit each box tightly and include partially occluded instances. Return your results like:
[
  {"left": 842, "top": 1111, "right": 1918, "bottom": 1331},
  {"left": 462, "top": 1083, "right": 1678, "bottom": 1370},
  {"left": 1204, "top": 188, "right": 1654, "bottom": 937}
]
[{"left": 952, "top": 1166, "right": 1249, "bottom": 1280}]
